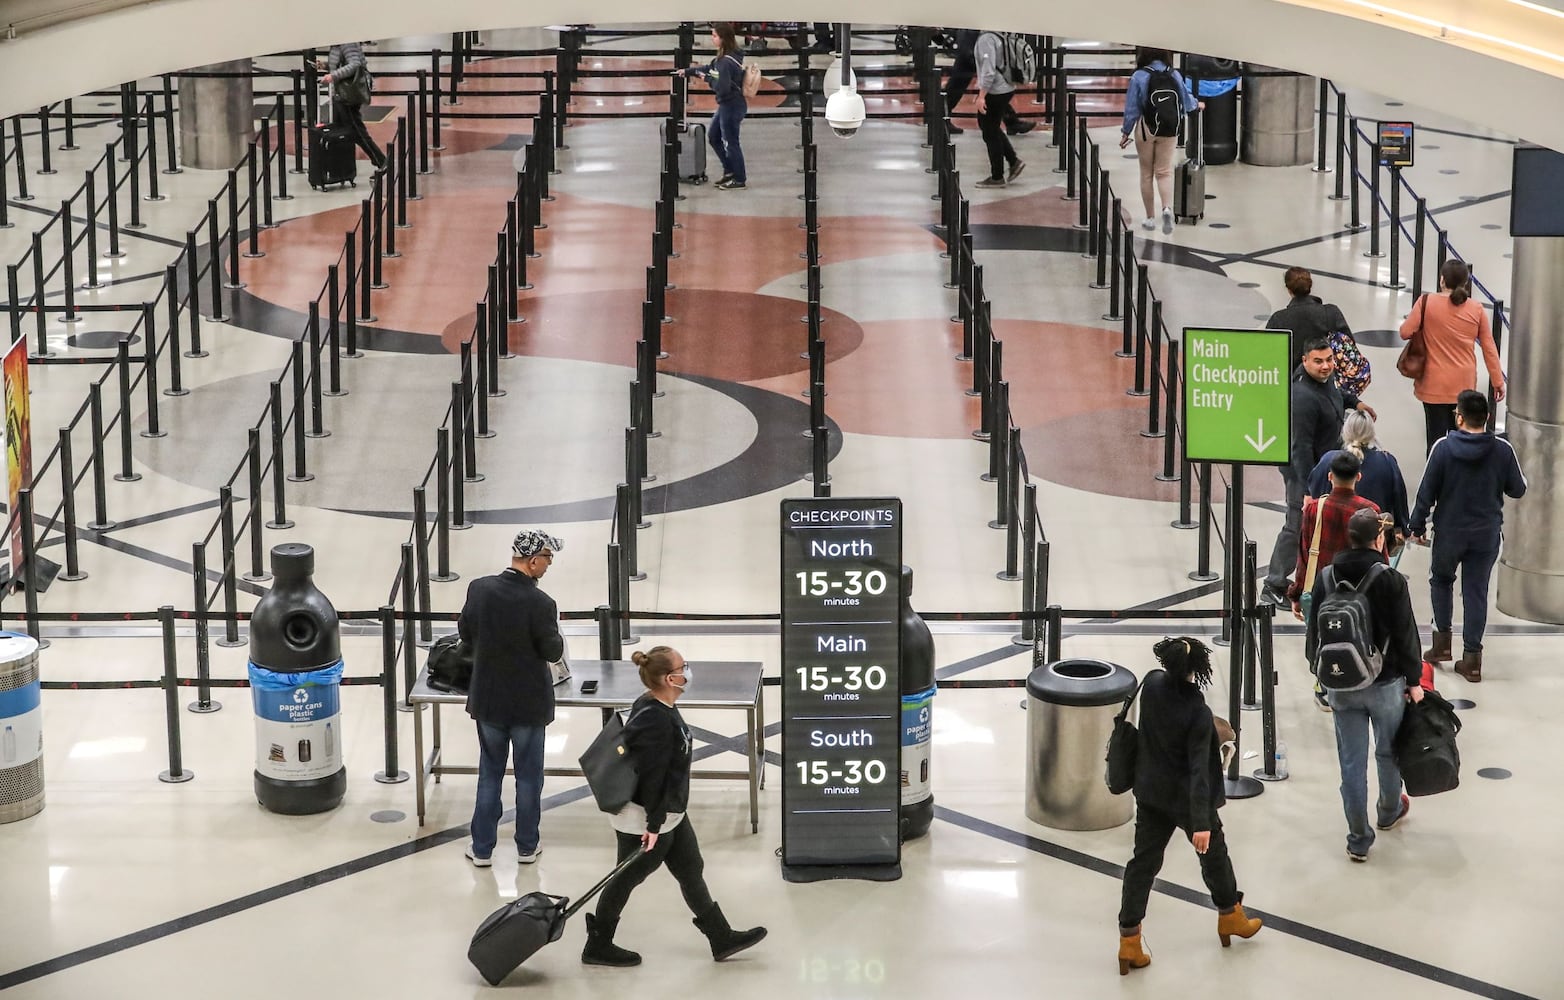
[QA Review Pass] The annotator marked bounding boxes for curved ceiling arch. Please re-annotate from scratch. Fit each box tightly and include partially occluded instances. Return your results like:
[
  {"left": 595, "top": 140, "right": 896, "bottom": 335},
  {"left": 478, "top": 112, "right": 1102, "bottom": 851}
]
[{"left": 1, "top": 0, "right": 1560, "bottom": 149}]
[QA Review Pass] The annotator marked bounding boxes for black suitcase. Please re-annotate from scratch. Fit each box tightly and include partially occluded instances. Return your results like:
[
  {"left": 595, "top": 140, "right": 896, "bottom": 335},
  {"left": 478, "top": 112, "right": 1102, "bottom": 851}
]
[
  {"left": 308, "top": 123, "right": 358, "bottom": 190},
  {"left": 1394, "top": 688, "right": 1462, "bottom": 796},
  {"left": 467, "top": 852, "right": 640, "bottom": 986}
]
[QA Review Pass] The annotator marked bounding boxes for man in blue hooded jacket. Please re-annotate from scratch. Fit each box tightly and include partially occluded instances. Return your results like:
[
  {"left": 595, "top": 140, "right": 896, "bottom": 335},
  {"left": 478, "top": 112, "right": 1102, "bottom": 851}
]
[{"left": 1409, "top": 390, "right": 1527, "bottom": 683}]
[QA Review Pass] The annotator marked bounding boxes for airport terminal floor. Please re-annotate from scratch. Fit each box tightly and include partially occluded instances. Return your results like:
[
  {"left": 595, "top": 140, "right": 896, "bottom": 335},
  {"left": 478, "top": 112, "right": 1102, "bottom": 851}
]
[{"left": 0, "top": 23, "right": 1557, "bottom": 999}]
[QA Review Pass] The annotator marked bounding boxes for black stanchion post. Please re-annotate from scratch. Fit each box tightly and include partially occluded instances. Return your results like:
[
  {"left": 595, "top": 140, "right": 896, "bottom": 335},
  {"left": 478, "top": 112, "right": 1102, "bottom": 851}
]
[
  {"left": 17, "top": 490, "right": 40, "bottom": 643},
  {"left": 1411, "top": 197, "right": 1427, "bottom": 300},
  {"left": 1384, "top": 170, "right": 1404, "bottom": 289},
  {"left": 162, "top": 76, "right": 180, "bottom": 174},
  {"left": 184, "top": 230, "right": 205, "bottom": 355},
  {"left": 306, "top": 302, "right": 328, "bottom": 438},
  {"left": 11, "top": 119, "right": 32, "bottom": 201},
  {"left": 157, "top": 604, "right": 193, "bottom": 782},
  {"left": 1045, "top": 605, "right": 1063, "bottom": 662},
  {"left": 1130, "top": 264, "right": 1149, "bottom": 395},
  {"left": 114, "top": 338, "right": 141, "bottom": 482},
  {"left": 1014, "top": 484, "right": 1039, "bottom": 643},
  {"left": 359, "top": 201, "right": 376, "bottom": 320},
  {"left": 83, "top": 175, "right": 101, "bottom": 289},
  {"left": 164, "top": 264, "right": 186, "bottom": 395},
  {"left": 245, "top": 429, "right": 269, "bottom": 581},
  {"left": 1330, "top": 90, "right": 1348, "bottom": 200},
  {"left": 189, "top": 542, "right": 220, "bottom": 713},
  {"left": 144, "top": 97, "right": 164, "bottom": 202},
  {"left": 206, "top": 201, "right": 227, "bottom": 321},
  {"left": 1241, "top": 540, "right": 1259, "bottom": 710},
  {"left": 376, "top": 605, "right": 408, "bottom": 783},
  {"left": 431, "top": 50, "right": 445, "bottom": 151},
  {"left": 401, "top": 543, "right": 417, "bottom": 700},
  {"left": 418, "top": 70, "right": 432, "bottom": 172},
  {"left": 216, "top": 487, "right": 243, "bottom": 647},
  {"left": 413, "top": 487, "right": 433, "bottom": 644},
  {"left": 61, "top": 98, "right": 78, "bottom": 152},
  {"left": 60, "top": 204, "right": 78, "bottom": 325},
  {"left": 434, "top": 427, "right": 459, "bottom": 575},
  {"left": 1365, "top": 151, "right": 1383, "bottom": 258},
  {"left": 325, "top": 266, "right": 343, "bottom": 396},
  {"left": 999, "top": 427, "right": 1022, "bottom": 580},
  {"left": 1217, "top": 483, "right": 1234, "bottom": 645},
  {"left": 450, "top": 385, "right": 469, "bottom": 529},
  {"left": 267, "top": 381, "right": 294, "bottom": 528},
  {"left": 30, "top": 234, "right": 48, "bottom": 356},
  {"left": 1252, "top": 602, "right": 1283, "bottom": 780},
  {"left": 1103, "top": 199, "right": 1122, "bottom": 319},
  {"left": 87, "top": 385, "right": 114, "bottom": 529},
  {"left": 140, "top": 303, "right": 163, "bottom": 438},
  {"left": 289, "top": 341, "right": 312, "bottom": 482},
  {"left": 344, "top": 234, "right": 361, "bottom": 355},
  {"left": 596, "top": 604, "right": 621, "bottom": 661},
  {"left": 1313, "top": 78, "right": 1330, "bottom": 172},
  {"left": 225, "top": 169, "right": 243, "bottom": 283},
  {"left": 1143, "top": 300, "right": 1163, "bottom": 437},
  {"left": 1347, "top": 120, "right": 1364, "bottom": 231},
  {"left": 56, "top": 429, "right": 86, "bottom": 582},
  {"left": 1158, "top": 338, "right": 1179, "bottom": 481},
  {"left": 460, "top": 350, "right": 480, "bottom": 480},
  {"left": 37, "top": 107, "right": 56, "bottom": 175}
]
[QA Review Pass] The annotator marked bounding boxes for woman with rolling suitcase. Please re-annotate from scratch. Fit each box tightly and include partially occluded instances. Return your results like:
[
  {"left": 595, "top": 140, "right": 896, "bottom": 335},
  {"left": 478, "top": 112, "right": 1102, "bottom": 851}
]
[
  {"left": 581, "top": 646, "right": 767, "bottom": 967},
  {"left": 679, "top": 23, "right": 749, "bottom": 190}
]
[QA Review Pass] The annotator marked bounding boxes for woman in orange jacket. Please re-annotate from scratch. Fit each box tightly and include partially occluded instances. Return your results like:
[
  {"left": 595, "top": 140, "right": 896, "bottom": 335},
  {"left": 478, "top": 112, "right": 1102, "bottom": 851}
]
[{"left": 1399, "top": 260, "right": 1505, "bottom": 455}]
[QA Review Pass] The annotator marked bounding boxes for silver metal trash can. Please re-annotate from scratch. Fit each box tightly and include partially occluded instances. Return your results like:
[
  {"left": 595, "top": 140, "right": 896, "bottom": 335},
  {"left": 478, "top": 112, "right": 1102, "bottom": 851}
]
[
  {"left": 0, "top": 632, "right": 44, "bottom": 824},
  {"left": 1240, "top": 65, "right": 1316, "bottom": 167},
  {"left": 1025, "top": 658, "right": 1137, "bottom": 831}
]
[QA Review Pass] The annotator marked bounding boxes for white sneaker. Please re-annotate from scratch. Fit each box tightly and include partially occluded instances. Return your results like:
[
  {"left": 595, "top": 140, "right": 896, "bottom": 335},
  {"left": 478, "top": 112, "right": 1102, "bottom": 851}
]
[
  {"left": 1162, "top": 209, "right": 1174, "bottom": 234},
  {"left": 518, "top": 846, "right": 543, "bottom": 864},
  {"left": 1141, "top": 217, "right": 1156, "bottom": 231},
  {"left": 465, "top": 847, "right": 492, "bottom": 868}
]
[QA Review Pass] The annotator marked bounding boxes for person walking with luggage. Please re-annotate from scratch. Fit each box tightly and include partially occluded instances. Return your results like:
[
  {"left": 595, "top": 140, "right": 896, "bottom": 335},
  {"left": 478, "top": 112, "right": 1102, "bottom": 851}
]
[
  {"left": 680, "top": 23, "right": 748, "bottom": 190},
  {"left": 1118, "top": 636, "right": 1261, "bottom": 976},
  {"left": 972, "top": 30, "right": 1025, "bottom": 188},
  {"left": 1308, "top": 410, "right": 1410, "bottom": 544},
  {"left": 1409, "top": 390, "right": 1527, "bottom": 683},
  {"left": 460, "top": 530, "right": 565, "bottom": 867},
  {"left": 318, "top": 42, "right": 386, "bottom": 170},
  {"left": 1305, "top": 508, "right": 1424, "bottom": 862},
  {"left": 1400, "top": 260, "right": 1506, "bottom": 456},
  {"left": 1117, "top": 47, "right": 1198, "bottom": 234},
  {"left": 582, "top": 646, "right": 767, "bottom": 968},
  {"left": 1264, "top": 338, "right": 1376, "bottom": 607}
]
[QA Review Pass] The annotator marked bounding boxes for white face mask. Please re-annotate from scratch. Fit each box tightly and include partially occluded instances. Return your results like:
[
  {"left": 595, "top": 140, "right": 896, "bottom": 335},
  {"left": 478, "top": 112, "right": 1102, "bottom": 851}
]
[{"left": 670, "top": 666, "right": 692, "bottom": 687}]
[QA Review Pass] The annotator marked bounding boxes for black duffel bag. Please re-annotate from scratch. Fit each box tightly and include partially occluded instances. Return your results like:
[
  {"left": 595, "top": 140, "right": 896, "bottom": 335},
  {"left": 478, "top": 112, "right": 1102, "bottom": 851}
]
[
  {"left": 426, "top": 633, "right": 474, "bottom": 693},
  {"left": 1394, "top": 688, "right": 1462, "bottom": 796}
]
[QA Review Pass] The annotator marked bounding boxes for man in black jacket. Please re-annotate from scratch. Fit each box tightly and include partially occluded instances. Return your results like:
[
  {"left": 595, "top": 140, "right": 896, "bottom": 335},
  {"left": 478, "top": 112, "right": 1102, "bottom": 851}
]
[
  {"left": 943, "top": 28, "right": 1036, "bottom": 136},
  {"left": 1305, "top": 508, "right": 1424, "bottom": 862},
  {"left": 1263, "top": 338, "right": 1376, "bottom": 605},
  {"left": 1267, "top": 267, "right": 1352, "bottom": 365},
  {"left": 1410, "top": 390, "right": 1527, "bottom": 683},
  {"left": 459, "top": 530, "right": 565, "bottom": 866}
]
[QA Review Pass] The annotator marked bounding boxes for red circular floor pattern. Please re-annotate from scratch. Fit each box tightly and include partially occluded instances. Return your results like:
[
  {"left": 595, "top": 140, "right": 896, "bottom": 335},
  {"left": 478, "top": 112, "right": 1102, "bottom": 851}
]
[{"left": 440, "top": 287, "right": 863, "bottom": 381}]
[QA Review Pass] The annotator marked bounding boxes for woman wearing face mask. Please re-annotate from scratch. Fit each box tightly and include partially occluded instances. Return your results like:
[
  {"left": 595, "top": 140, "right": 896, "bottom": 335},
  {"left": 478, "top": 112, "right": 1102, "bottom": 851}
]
[{"left": 582, "top": 646, "right": 767, "bottom": 968}]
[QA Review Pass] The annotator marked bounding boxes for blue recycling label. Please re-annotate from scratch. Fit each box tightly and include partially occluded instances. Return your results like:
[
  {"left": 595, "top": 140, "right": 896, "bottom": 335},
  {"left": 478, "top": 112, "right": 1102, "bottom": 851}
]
[
  {"left": 901, "top": 685, "right": 935, "bottom": 748},
  {"left": 0, "top": 680, "right": 40, "bottom": 720},
  {"left": 248, "top": 661, "right": 343, "bottom": 724}
]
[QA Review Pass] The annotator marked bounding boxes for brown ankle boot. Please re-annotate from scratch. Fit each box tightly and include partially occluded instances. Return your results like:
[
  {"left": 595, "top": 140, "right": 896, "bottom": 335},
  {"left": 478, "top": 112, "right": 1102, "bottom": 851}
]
[
  {"left": 1454, "top": 649, "right": 1482, "bottom": 683},
  {"left": 1118, "top": 926, "right": 1151, "bottom": 975},
  {"left": 1423, "top": 630, "right": 1452, "bottom": 663},
  {"left": 1217, "top": 904, "right": 1262, "bottom": 947}
]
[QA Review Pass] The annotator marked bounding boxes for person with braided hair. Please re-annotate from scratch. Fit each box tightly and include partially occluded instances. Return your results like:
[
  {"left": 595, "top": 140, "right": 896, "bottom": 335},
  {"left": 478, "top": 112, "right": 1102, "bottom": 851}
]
[{"left": 1118, "top": 636, "right": 1261, "bottom": 976}]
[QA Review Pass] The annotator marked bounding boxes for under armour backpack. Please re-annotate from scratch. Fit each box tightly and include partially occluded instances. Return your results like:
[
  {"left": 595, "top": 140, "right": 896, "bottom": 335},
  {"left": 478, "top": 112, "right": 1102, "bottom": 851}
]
[
  {"left": 1313, "top": 563, "right": 1388, "bottom": 691},
  {"left": 1140, "top": 66, "right": 1185, "bottom": 138}
]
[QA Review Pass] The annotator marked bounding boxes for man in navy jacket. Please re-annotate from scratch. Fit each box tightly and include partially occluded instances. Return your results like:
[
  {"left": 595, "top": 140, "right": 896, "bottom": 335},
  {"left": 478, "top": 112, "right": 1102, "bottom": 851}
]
[
  {"left": 460, "top": 530, "right": 565, "bottom": 865},
  {"left": 1410, "top": 391, "right": 1527, "bottom": 683}
]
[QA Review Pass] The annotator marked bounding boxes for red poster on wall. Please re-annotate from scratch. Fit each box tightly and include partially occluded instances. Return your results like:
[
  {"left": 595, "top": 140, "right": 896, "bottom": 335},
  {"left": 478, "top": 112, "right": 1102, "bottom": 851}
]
[{"left": 4, "top": 338, "right": 32, "bottom": 585}]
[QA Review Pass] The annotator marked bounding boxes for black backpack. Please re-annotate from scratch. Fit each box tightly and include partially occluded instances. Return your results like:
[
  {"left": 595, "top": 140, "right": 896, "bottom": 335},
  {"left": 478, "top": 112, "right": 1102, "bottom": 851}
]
[
  {"left": 426, "top": 633, "right": 474, "bottom": 693},
  {"left": 1140, "top": 66, "right": 1186, "bottom": 138},
  {"left": 1313, "top": 563, "right": 1388, "bottom": 691},
  {"left": 1394, "top": 689, "right": 1461, "bottom": 796}
]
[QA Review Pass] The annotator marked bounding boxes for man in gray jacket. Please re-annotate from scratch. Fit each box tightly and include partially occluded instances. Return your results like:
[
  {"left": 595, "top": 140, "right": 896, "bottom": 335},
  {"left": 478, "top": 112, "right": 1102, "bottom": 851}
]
[
  {"left": 972, "top": 32, "right": 1025, "bottom": 189},
  {"left": 318, "top": 42, "right": 386, "bottom": 170}
]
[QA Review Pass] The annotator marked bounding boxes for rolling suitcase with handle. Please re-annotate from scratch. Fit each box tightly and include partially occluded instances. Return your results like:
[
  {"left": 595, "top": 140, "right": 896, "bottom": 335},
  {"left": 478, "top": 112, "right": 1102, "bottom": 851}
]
[
  {"left": 1173, "top": 108, "right": 1204, "bottom": 224},
  {"left": 467, "top": 851, "right": 641, "bottom": 986},
  {"left": 660, "top": 75, "right": 708, "bottom": 184},
  {"left": 308, "top": 81, "right": 358, "bottom": 191}
]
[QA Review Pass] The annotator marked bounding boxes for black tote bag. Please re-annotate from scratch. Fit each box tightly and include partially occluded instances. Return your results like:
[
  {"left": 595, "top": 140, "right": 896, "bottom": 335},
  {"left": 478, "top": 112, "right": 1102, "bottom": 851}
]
[
  {"left": 579, "top": 707, "right": 641, "bottom": 813},
  {"left": 1104, "top": 675, "right": 1150, "bottom": 795}
]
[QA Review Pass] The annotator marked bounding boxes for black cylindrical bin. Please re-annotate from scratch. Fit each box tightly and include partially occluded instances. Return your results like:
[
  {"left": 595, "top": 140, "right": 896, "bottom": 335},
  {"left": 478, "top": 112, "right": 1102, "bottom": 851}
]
[
  {"left": 899, "top": 566, "right": 935, "bottom": 842},
  {"left": 1186, "top": 54, "right": 1240, "bottom": 166},
  {"left": 248, "top": 543, "right": 346, "bottom": 814},
  {"left": 1025, "top": 658, "right": 1137, "bottom": 830}
]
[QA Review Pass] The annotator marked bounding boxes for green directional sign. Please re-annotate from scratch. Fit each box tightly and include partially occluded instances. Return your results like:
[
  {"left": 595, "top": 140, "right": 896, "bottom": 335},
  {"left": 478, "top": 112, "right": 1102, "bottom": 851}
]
[{"left": 1182, "top": 328, "right": 1292, "bottom": 466}]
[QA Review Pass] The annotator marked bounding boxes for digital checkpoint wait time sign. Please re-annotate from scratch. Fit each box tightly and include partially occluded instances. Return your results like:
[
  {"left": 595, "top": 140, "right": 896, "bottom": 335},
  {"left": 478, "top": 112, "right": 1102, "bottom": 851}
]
[{"left": 780, "top": 498, "right": 903, "bottom": 874}]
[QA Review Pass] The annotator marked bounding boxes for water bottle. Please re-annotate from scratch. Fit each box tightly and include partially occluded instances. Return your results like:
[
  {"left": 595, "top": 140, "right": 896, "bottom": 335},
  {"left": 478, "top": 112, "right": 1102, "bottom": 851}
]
[{"left": 1273, "top": 740, "right": 1289, "bottom": 780}]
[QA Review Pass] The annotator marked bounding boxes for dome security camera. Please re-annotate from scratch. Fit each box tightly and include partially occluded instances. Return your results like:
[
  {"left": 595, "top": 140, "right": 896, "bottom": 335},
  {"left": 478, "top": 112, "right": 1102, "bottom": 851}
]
[{"left": 825, "top": 87, "right": 866, "bottom": 138}]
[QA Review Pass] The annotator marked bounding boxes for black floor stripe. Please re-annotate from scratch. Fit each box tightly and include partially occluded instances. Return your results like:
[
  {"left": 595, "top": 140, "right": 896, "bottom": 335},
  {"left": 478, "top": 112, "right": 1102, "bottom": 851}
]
[{"left": 935, "top": 806, "right": 1538, "bottom": 1000}]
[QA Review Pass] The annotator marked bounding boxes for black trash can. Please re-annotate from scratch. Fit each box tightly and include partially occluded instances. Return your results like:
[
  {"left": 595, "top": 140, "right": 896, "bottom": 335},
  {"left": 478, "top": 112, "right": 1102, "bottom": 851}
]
[
  {"left": 1185, "top": 54, "right": 1240, "bottom": 166},
  {"left": 1025, "top": 658, "right": 1138, "bottom": 830}
]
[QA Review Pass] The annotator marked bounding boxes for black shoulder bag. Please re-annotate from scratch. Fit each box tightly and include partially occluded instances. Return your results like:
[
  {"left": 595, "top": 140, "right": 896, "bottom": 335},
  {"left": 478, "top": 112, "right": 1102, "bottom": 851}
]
[{"left": 1104, "top": 673, "right": 1152, "bottom": 795}]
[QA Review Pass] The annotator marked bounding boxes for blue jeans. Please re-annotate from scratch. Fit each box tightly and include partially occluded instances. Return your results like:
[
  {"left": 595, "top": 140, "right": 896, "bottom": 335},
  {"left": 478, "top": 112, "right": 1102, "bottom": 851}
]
[
  {"left": 1429, "top": 529, "right": 1501, "bottom": 652},
  {"left": 1326, "top": 682, "right": 1406, "bottom": 855},
  {"left": 710, "top": 101, "right": 746, "bottom": 182},
  {"left": 470, "top": 720, "right": 546, "bottom": 857}
]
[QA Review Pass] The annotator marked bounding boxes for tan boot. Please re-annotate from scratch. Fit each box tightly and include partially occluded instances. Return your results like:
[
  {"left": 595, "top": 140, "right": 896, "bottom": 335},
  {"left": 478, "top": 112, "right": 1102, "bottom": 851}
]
[
  {"left": 1118, "top": 926, "right": 1151, "bottom": 975},
  {"left": 1423, "top": 629, "right": 1452, "bottom": 663},
  {"left": 1217, "top": 904, "right": 1262, "bottom": 947},
  {"left": 1454, "top": 649, "right": 1482, "bottom": 683}
]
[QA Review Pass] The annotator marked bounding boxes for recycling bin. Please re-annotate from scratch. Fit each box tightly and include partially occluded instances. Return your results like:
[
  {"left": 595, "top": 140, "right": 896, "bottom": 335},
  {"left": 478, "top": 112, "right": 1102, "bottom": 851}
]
[
  {"left": 0, "top": 632, "right": 43, "bottom": 824},
  {"left": 1025, "top": 658, "right": 1137, "bottom": 831}
]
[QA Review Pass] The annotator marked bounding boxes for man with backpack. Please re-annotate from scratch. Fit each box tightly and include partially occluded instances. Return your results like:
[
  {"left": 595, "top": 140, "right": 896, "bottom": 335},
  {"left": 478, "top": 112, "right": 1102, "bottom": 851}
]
[
  {"left": 1305, "top": 508, "right": 1424, "bottom": 863},
  {"left": 943, "top": 29, "right": 1036, "bottom": 136},
  {"left": 1117, "top": 47, "right": 1198, "bottom": 233},
  {"left": 318, "top": 42, "right": 386, "bottom": 171},
  {"left": 972, "top": 31, "right": 1026, "bottom": 189}
]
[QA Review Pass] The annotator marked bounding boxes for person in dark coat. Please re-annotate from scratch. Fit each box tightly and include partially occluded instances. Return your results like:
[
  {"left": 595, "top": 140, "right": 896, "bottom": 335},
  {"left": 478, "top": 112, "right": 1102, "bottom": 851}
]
[
  {"left": 317, "top": 42, "right": 386, "bottom": 170},
  {"left": 1118, "top": 637, "right": 1261, "bottom": 976},
  {"left": 459, "top": 530, "right": 565, "bottom": 866},
  {"left": 1305, "top": 508, "right": 1425, "bottom": 861},
  {"left": 1264, "top": 337, "right": 1377, "bottom": 605},
  {"left": 1308, "top": 410, "right": 1410, "bottom": 538},
  {"left": 582, "top": 646, "right": 767, "bottom": 968},
  {"left": 1267, "top": 267, "right": 1352, "bottom": 366}
]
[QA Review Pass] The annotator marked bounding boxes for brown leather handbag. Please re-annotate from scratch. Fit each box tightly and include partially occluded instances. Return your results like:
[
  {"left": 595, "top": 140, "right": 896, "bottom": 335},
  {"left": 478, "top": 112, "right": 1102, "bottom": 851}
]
[{"left": 1396, "top": 294, "right": 1429, "bottom": 379}]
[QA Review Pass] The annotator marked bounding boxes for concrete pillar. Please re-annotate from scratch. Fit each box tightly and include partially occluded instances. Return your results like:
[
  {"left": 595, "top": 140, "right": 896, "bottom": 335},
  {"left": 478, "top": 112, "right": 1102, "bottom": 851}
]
[
  {"left": 1240, "top": 65, "right": 1315, "bottom": 167},
  {"left": 178, "top": 60, "right": 255, "bottom": 169},
  {"left": 1496, "top": 235, "right": 1564, "bottom": 623}
]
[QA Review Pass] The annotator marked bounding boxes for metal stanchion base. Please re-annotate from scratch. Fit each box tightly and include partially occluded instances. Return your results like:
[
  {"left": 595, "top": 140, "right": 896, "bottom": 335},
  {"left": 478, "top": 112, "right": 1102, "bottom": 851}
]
[
  {"left": 375, "top": 770, "right": 410, "bottom": 784},
  {"left": 185, "top": 349, "right": 210, "bottom": 359},
  {"left": 996, "top": 570, "right": 1021, "bottom": 581},
  {"left": 56, "top": 567, "right": 88, "bottom": 582},
  {"left": 640, "top": 474, "right": 656, "bottom": 485},
  {"left": 1241, "top": 699, "right": 1262, "bottom": 712},
  {"left": 1104, "top": 312, "right": 1122, "bottom": 322},
  {"left": 1382, "top": 280, "right": 1406, "bottom": 290},
  {"left": 988, "top": 519, "right": 1006, "bottom": 529},
  {"left": 140, "top": 429, "right": 168, "bottom": 439},
  {"left": 323, "top": 388, "right": 348, "bottom": 398},
  {"left": 1012, "top": 632, "right": 1034, "bottom": 647},
  {"left": 164, "top": 387, "right": 191, "bottom": 397},
  {"left": 165, "top": 167, "right": 185, "bottom": 175},
  {"left": 450, "top": 521, "right": 474, "bottom": 531},
  {"left": 359, "top": 314, "right": 378, "bottom": 324},
  {"left": 266, "top": 518, "right": 295, "bottom": 529},
  {"left": 1089, "top": 281, "right": 1109, "bottom": 290},
  {"left": 188, "top": 700, "right": 223, "bottom": 714},
  {"left": 644, "top": 429, "right": 661, "bottom": 439},
  {"left": 37, "top": 169, "right": 58, "bottom": 176},
  {"left": 802, "top": 474, "right": 831, "bottom": 485},
  {"left": 464, "top": 473, "right": 486, "bottom": 483},
  {"left": 397, "top": 702, "right": 415, "bottom": 713},
  {"left": 215, "top": 636, "right": 247, "bottom": 648},
  {"left": 476, "top": 430, "right": 496, "bottom": 439},
  {"left": 1140, "top": 429, "right": 1166, "bottom": 440},
  {"left": 489, "top": 388, "right": 507, "bottom": 397},
  {"left": 372, "top": 282, "right": 390, "bottom": 290},
  {"left": 205, "top": 313, "right": 230, "bottom": 324},
  {"left": 1211, "top": 635, "right": 1231, "bottom": 647},
  {"left": 288, "top": 473, "right": 315, "bottom": 483},
  {"left": 1328, "top": 193, "right": 1349, "bottom": 201},
  {"left": 224, "top": 281, "right": 247, "bottom": 290},
  {"left": 431, "top": 571, "right": 460, "bottom": 582},
  {"left": 1362, "top": 251, "right": 1384, "bottom": 259},
  {"left": 1126, "top": 388, "right": 1149, "bottom": 398},
  {"left": 1223, "top": 774, "right": 1264, "bottom": 799},
  {"left": 1253, "top": 767, "right": 1288, "bottom": 782},
  {"left": 1312, "top": 166, "right": 1332, "bottom": 174},
  {"left": 636, "top": 518, "right": 650, "bottom": 529},
  {"left": 243, "top": 571, "right": 273, "bottom": 583},
  {"left": 61, "top": 315, "right": 84, "bottom": 325},
  {"left": 114, "top": 473, "right": 143, "bottom": 483},
  {"left": 955, "top": 351, "right": 972, "bottom": 362},
  {"left": 1171, "top": 518, "right": 1199, "bottom": 529},
  {"left": 87, "top": 520, "right": 117, "bottom": 531},
  {"left": 242, "top": 251, "right": 265, "bottom": 260},
  {"left": 1154, "top": 471, "right": 1178, "bottom": 482},
  {"left": 629, "top": 571, "right": 647, "bottom": 582},
  {"left": 275, "top": 194, "right": 294, "bottom": 202},
  {"left": 159, "top": 769, "right": 195, "bottom": 783},
  {"left": 146, "top": 195, "right": 168, "bottom": 203},
  {"left": 384, "top": 251, "right": 403, "bottom": 260},
  {"left": 345, "top": 350, "right": 365, "bottom": 359},
  {"left": 82, "top": 281, "right": 105, "bottom": 291},
  {"left": 980, "top": 472, "right": 997, "bottom": 483}
]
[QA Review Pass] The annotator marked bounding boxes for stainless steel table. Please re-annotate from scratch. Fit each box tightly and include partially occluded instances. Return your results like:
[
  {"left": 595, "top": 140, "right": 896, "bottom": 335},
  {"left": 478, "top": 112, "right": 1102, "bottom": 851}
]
[{"left": 409, "top": 659, "right": 765, "bottom": 832}]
